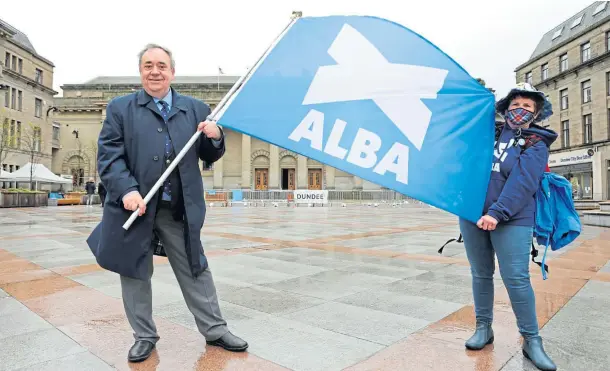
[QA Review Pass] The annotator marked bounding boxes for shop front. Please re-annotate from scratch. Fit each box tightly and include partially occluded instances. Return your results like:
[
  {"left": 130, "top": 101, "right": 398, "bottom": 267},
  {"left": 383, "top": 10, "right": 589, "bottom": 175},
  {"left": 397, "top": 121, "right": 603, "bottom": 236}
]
[{"left": 548, "top": 148, "right": 594, "bottom": 199}]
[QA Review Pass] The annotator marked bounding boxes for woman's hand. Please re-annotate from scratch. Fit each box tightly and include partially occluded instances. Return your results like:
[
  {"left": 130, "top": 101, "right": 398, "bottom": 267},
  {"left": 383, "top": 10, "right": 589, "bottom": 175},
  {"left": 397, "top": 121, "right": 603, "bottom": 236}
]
[{"left": 476, "top": 215, "right": 498, "bottom": 231}]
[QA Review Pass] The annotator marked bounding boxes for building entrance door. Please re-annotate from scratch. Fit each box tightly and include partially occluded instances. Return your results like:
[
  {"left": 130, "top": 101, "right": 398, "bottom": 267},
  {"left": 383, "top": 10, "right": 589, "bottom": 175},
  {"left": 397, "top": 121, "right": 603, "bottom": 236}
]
[
  {"left": 255, "top": 168, "right": 268, "bottom": 190},
  {"left": 281, "top": 168, "right": 296, "bottom": 190},
  {"left": 308, "top": 168, "right": 322, "bottom": 190}
]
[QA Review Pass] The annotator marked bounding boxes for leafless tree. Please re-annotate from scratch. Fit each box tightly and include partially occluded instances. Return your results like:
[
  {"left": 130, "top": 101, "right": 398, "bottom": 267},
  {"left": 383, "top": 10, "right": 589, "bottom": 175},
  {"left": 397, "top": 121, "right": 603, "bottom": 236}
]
[
  {"left": 0, "top": 113, "right": 14, "bottom": 169},
  {"left": 20, "top": 123, "right": 44, "bottom": 189},
  {"left": 84, "top": 139, "right": 98, "bottom": 182}
]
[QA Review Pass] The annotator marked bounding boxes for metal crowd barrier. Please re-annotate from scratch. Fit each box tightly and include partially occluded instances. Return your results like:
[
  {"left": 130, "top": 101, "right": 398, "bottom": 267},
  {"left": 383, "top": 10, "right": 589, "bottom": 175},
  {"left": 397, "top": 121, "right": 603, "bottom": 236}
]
[{"left": 204, "top": 189, "right": 426, "bottom": 208}]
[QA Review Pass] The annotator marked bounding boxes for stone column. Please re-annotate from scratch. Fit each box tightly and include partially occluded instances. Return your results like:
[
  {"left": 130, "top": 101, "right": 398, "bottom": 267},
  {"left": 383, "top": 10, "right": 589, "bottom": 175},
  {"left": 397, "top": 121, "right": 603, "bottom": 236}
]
[
  {"left": 270, "top": 145, "right": 280, "bottom": 189},
  {"left": 213, "top": 156, "right": 223, "bottom": 189},
  {"left": 592, "top": 150, "right": 604, "bottom": 201},
  {"left": 241, "top": 134, "right": 251, "bottom": 189},
  {"left": 353, "top": 176, "right": 363, "bottom": 190},
  {"left": 297, "top": 155, "right": 308, "bottom": 189},
  {"left": 325, "top": 165, "right": 336, "bottom": 189}
]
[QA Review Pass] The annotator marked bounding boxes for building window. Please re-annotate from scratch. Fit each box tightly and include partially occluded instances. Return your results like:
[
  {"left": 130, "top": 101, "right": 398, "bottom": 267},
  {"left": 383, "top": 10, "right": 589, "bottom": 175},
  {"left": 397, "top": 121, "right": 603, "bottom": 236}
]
[
  {"left": 594, "top": 1, "right": 608, "bottom": 16},
  {"left": 583, "top": 114, "right": 593, "bottom": 144},
  {"left": 34, "top": 98, "right": 42, "bottom": 118},
  {"left": 11, "top": 55, "right": 16, "bottom": 71},
  {"left": 3, "top": 88, "right": 8, "bottom": 108},
  {"left": 560, "top": 89, "right": 568, "bottom": 110},
  {"left": 608, "top": 72, "right": 610, "bottom": 96},
  {"left": 10, "top": 88, "right": 16, "bottom": 109},
  {"left": 4, "top": 52, "right": 8, "bottom": 68},
  {"left": 525, "top": 71, "right": 532, "bottom": 84},
  {"left": 608, "top": 108, "right": 610, "bottom": 139},
  {"left": 541, "top": 63, "right": 548, "bottom": 80},
  {"left": 560, "top": 53, "right": 568, "bottom": 72},
  {"left": 17, "top": 91, "right": 22, "bottom": 111},
  {"left": 18, "top": 58, "right": 22, "bottom": 74},
  {"left": 52, "top": 125, "right": 60, "bottom": 141},
  {"left": 607, "top": 31, "right": 610, "bottom": 52},
  {"left": 571, "top": 14, "right": 584, "bottom": 29},
  {"left": 35, "top": 69, "right": 43, "bottom": 84},
  {"left": 581, "top": 42, "right": 591, "bottom": 63},
  {"left": 202, "top": 162, "right": 214, "bottom": 171},
  {"left": 561, "top": 120, "right": 570, "bottom": 148},
  {"left": 582, "top": 80, "right": 592, "bottom": 103}
]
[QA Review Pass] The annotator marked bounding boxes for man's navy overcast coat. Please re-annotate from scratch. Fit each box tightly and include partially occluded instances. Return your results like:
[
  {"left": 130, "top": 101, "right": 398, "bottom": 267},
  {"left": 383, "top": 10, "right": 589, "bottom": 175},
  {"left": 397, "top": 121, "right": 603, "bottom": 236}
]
[{"left": 86, "top": 87, "right": 225, "bottom": 280}]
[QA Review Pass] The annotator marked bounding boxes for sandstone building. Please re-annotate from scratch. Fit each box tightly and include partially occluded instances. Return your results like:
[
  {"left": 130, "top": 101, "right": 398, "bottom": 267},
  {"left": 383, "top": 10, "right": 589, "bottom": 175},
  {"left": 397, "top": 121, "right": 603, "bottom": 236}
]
[
  {"left": 515, "top": 1, "right": 610, "bottom": 200},
  {"left": 54, "top": 76, "right": 374, "bottom": 190},
  {"left": 0, "top": 18, "right": 57, "bottom": 180}
]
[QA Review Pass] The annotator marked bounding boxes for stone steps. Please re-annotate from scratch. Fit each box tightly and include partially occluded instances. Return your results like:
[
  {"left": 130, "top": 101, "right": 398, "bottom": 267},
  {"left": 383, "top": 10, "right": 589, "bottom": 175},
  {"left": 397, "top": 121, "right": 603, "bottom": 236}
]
[{"left": 583, "top": 202, "right": 610, "bottom": 227}]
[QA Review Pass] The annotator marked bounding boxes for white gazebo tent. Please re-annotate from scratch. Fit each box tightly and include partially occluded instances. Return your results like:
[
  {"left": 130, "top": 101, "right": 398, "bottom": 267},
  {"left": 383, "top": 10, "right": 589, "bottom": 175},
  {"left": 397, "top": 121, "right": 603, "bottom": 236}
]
[
  {"left": 0, "top": 169, "right": 12, "bottom": 182},
  {"left": 3, "top": 162, "right": 72, "bottom": 189}
]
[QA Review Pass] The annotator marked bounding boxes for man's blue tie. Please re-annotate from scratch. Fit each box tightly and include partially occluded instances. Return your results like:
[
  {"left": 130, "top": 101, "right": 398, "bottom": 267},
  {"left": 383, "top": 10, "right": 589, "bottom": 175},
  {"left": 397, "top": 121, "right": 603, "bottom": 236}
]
[{"left": 159, "top": 101, "right": 173, "bottom": 201}]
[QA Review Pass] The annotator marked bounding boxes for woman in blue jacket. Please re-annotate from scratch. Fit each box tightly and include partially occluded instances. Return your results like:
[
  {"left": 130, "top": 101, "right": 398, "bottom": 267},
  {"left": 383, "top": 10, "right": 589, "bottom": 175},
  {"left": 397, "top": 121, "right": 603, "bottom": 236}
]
[{"left": 461, "top": 83, "right": 557, "bottom": 371}]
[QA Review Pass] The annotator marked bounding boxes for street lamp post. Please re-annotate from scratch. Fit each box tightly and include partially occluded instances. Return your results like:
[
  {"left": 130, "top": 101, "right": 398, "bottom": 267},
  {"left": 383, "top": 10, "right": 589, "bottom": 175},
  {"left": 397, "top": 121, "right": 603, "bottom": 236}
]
[{"left": 71, "top": 129, "right": 82, "bottom": 188}]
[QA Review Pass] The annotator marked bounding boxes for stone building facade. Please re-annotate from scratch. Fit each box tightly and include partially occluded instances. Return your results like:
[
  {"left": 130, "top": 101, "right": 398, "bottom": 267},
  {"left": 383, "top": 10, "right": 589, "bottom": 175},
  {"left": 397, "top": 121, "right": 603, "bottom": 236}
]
[
  {"left": 515, "top": 1, "right": 610, "bottom": 200},
  {"left": 0, "top": 18, "right": 57, "bottom": 179},
  {"left": 54, "top": 76, "right": 374, "bottom": 190}
]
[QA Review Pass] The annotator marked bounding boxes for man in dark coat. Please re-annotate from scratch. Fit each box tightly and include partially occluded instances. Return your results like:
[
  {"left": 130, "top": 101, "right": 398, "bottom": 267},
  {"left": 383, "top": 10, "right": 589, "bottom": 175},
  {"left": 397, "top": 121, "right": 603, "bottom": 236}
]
[
  {"left": 85, "top": 178, "right": 96, "bottom": 206},
  {"left": 97, "top": 181, "right": 106, "bottom": 207},
  {"left": 87, "top": 43, "right": 247, "bottom": 363}
]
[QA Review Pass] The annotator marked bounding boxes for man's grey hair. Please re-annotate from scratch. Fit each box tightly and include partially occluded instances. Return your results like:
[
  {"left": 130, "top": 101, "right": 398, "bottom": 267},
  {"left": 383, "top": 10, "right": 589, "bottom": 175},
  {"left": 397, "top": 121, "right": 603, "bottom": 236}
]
[{"left": 138, "top": 43, "right": 175, "bottom": 69}]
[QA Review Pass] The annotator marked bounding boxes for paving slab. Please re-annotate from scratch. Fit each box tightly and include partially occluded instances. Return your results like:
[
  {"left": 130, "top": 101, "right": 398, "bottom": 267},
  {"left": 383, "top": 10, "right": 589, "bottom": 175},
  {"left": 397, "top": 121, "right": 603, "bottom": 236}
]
[
  {"left": 0, "top": 328, "right": 86, "bottom": 371},
  {"left": 337, "top": 289, "right": 465, "bottom": 322},
  {"left": 0, "top": 298, "right": 53, "bottom": 340},
  {"left": 228, "top": 315, "right": 384, "bottom": 371},
  {"left": 12, "top": 352, "right": 114, "bottom": 371},
  {"left": 281, "top": 301, "right": 430, "bottom": 345}
]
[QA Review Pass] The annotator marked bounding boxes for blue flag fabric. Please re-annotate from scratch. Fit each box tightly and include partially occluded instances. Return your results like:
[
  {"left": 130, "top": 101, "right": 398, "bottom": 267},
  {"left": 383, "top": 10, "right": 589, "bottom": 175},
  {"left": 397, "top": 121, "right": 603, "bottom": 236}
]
[{"left": 217, "top": 16, "right": 496, "bottom": 223}]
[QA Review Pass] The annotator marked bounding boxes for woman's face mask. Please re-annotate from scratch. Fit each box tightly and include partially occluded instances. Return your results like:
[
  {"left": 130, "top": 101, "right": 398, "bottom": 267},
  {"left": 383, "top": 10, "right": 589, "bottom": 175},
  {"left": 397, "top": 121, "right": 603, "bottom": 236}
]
[
  {"left": 506, "top": 96, "right": 538, "bottom": 127},
  {"left": 505, "top": 107, "right": 535, "bottom": 127}
]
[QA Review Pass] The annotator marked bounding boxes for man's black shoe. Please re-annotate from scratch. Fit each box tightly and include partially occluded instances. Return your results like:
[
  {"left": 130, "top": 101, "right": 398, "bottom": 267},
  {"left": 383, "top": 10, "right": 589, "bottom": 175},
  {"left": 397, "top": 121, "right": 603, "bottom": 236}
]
[
  {"left": 206, "top": 332, "right": 248, "bottom": 352},
  {"left": 128, "top": 340, "right": 155, "bottom": 362}
]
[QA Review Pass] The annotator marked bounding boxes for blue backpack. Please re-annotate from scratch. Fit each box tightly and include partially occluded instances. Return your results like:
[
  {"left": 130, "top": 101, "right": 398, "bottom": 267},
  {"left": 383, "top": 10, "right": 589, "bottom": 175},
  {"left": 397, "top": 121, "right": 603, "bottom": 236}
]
[
  {"left": 438, "top": 132, "right": 582, "bottom": 280},
  {"left": 531, "top": 172, "right": 581, "bottom": 279}
]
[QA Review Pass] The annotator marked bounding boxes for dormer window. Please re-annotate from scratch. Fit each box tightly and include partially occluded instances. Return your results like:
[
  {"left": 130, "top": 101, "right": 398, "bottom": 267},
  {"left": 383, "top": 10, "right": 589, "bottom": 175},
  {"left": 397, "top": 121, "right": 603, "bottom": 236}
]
[{"left": 570, "top": 14, "right": 584, "bottom": 29}]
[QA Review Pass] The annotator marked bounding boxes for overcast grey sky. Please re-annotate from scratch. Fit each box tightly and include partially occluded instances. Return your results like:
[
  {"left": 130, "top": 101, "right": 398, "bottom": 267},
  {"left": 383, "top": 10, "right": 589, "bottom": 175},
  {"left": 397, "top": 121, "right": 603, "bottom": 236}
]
[{"left": 2, "top": 0, "right": 594, "bottom": 98}]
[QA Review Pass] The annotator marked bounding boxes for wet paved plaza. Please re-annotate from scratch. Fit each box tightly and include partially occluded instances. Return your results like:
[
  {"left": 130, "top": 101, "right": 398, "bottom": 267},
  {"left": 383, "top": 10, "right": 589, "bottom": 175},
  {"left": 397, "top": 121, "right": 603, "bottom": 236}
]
[{"left": 0, "top": 203, "right": 609, "bottom": 370}]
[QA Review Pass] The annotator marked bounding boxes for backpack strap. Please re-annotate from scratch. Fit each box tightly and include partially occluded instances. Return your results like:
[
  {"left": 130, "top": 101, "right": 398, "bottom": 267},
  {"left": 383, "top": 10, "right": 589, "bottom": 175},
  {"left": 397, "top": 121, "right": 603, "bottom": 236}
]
[
  {"left": 438, "top": 233, "right": 463, "bottom": 254},
  {"left": 530, "top": 240, "right": 549, "bottom": 275}
]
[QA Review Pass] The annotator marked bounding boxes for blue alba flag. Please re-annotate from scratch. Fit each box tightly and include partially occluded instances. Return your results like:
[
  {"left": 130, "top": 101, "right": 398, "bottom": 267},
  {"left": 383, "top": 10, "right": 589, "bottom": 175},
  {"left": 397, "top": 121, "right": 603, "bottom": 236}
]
[{"left": 216, "top": 16, "right": 496, "bottom": 223}]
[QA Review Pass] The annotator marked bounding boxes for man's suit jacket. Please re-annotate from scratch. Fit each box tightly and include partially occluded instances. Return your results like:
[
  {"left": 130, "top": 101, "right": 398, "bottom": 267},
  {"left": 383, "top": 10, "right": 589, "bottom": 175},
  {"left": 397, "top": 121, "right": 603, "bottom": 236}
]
[{"left": 86, "top": 87, "right": 225, "bottom": 280}]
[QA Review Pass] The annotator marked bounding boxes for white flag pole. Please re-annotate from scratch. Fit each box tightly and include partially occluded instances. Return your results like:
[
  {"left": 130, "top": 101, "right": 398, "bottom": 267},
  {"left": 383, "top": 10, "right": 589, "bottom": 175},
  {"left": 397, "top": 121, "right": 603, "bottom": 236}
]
[{"left": 123, "top": 12, "right": 302, "bottom": 230}]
